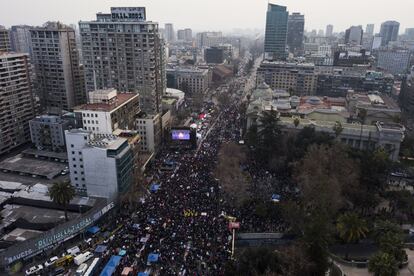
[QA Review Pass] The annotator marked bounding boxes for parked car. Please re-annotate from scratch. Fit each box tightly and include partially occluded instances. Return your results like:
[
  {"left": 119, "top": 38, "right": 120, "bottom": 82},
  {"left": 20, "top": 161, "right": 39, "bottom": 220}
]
[
  {"left": 76, "top": 263, "right": 89, "bottom": 276},
  {"left": 44, "top": 256, "right": 59, "bottom": 267},
  {"left": 74, "top": 251, "right": 94, "bottom": 266},
  {"left": 25, "top": 264, "right": 43, "bottom": 275}
]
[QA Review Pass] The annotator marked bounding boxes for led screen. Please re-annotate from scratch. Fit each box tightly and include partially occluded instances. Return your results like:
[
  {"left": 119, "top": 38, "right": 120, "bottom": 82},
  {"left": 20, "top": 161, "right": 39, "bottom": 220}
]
[{"left": 171, "top": 130, "right": 190, "bottom": 140}]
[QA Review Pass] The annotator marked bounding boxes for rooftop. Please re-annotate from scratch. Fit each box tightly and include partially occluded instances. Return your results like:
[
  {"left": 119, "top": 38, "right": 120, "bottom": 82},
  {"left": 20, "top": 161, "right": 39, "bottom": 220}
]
[
  {"left": 75, "top": 93, "right": 138, "bottom": 112},
  {"left": 87, "top": 134, "right": 127, "bottom": 150}
]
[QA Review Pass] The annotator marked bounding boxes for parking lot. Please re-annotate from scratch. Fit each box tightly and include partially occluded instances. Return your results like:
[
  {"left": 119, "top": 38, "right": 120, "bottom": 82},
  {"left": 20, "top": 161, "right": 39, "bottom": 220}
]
[{"left": 0, "top": 155, "right": 67, "bottom": 180}]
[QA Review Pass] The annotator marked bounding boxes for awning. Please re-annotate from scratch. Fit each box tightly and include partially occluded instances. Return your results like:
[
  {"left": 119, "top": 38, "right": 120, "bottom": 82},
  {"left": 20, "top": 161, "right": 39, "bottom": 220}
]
[{"left": 87, "top": 226, "right": 100, "bottom": 234}]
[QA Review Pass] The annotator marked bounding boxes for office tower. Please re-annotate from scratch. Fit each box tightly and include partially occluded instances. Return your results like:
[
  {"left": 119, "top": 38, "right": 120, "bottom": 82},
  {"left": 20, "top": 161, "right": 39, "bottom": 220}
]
[
  {"left": 366, "top": 24, "right": 375, "bottom": 36},
  {"left": 345, "top": 26, "right": 363, "bottom": 45},
  {"left": 380, "top": 21, "right": 400, "bottom": 46},
  {"left": 177, "top": 29, "right": 185, "bottom": 41},
  {"left": 80, "top": 7, "right": 166, "bottom": 114},
  {"left": 30, "top": 22, "right": 86, "bottom": 114},
  {"left": 287, "top": 12, "right": 305, "bottom": 55},
  {"left": 165, "top": 23, "right": 175, "bottom": 43},
  {"left": 377, "top": 49, "right": 411, "bottom": 75},
  {"left": 65, "top": 129, "right": 134, "bottom": 200},
  {"left": 196, "top": 32, "right": 223, "bottom": 47},
  {"left": 0, "top": 26, "right": 11, "bottom": 52},
  {"left": 318, "top": 30, "right": 324, "bottom": 36},
  {"left": 9, "top": 25, "right": 33, "bottom": 55},
  {"left": 371, "top": 35, "right": 383, "bottom": 50},
  {"left": 264, "top": 4, "right": 288, "bottom": 60},
  {"left": 184, "top": 28, "right": 192, "bottom": 41},
  {"left": 326, "top": 25, "right": 334, "bottom": 37},
  {"left": 0, "top": 53, "right": 36, "bottom": 155},
  {"left": 405, "top": 28, "right": 414, "bottom": 40}
]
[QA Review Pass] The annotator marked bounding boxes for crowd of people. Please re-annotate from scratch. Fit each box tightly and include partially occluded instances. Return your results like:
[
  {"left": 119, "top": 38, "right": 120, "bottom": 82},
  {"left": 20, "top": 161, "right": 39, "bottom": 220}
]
[
  {"left": 94, "top": 68, "right": 298, "bottom": 274},
  {"left": 96, "top": 93, "right": 248, "bottom": 275}
]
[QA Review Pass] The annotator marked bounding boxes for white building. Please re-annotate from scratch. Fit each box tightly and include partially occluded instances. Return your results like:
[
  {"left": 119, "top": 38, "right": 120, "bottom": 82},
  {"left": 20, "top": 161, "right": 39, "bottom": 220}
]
[
  {"left": 74, "top": 89, "right": 140, "bottom": 134},
  {"left": 65, "top": 129, "right": 134, "bottom": 201},
  {"left": 135, "top": 113, "right": 162, "bottom": 153}
]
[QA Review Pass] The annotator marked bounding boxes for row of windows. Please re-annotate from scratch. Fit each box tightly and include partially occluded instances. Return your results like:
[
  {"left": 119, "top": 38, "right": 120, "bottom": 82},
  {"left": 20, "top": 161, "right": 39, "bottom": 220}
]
[{"left": 83, "top": 113, "right": 98, "bottom": 118}]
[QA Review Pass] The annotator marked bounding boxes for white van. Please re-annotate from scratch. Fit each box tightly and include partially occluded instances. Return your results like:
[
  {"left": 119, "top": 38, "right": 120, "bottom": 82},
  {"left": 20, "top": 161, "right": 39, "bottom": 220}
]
[
  {"left": 74, "top": 251, "right": 94, "bottom": 266},
  {"left": 66, "top": 246, "right": 81, "bottom": 257},
  {"left": 76, "top": 263, "right": 89, "bottom": 276}
]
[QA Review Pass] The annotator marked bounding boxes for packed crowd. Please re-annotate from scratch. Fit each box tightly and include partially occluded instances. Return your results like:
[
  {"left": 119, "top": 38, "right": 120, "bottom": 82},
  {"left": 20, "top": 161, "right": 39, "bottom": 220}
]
[{"left": 96, "top": 96, "right": 247, "bottom": 275}]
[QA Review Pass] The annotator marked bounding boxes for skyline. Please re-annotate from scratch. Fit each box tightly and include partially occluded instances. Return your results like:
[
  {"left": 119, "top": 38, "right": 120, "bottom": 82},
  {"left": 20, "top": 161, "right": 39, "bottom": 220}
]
[{"left": 0, "top": 0, "right": 413, "bottom": 34}]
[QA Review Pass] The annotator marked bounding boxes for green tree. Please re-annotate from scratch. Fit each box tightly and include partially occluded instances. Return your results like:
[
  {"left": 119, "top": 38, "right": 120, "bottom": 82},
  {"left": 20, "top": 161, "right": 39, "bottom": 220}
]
[
  {"left": 337, "top": 213, "right": 368, "bottom": 243},
  {"left": 48, "top": 181, "right": 76, "bottom": 221},
  {"left": 368, "top": 252, "right": 399, "bottom": 276},
  {"left": 372, "top": 220, "right": 407, "bottom": 265},
  {"left": 257, "top": 109, "right": 282, "bottom": 164}
]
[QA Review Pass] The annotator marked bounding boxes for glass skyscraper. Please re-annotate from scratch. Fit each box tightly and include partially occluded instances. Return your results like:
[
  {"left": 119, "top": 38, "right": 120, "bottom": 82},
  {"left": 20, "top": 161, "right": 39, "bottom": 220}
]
[{"left": 264, "top": 4, "right": 288, "bottom": 60}]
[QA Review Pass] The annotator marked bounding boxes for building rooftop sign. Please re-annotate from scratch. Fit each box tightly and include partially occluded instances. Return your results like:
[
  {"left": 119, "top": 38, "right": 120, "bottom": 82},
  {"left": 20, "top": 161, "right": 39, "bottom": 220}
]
[{"left": 110, "top": 7, "right": 146, "bottom": 22}]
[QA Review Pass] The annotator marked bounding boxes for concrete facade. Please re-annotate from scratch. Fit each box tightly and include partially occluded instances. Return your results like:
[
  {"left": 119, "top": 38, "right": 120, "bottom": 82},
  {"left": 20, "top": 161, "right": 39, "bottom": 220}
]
[
  {"left": 30, "top": 22, "right": 86, "bottom": 114},
  {"left": 29, "top": 115, "right": 73, "bottom": 152},
  {"left": 65, "top": 130, "right": 133, "bottom": 201},
  {"left": 79, "top": 7, "right": 166, "bottom": 114},
  {"left": 0, "top": 53, "right": 36, "bottom": 155}
]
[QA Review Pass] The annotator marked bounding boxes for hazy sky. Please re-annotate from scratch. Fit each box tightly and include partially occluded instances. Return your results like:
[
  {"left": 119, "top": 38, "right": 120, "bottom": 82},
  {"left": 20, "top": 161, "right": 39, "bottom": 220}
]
[{"left": 1, "top": 0, "right": 413, "bottom": 33}]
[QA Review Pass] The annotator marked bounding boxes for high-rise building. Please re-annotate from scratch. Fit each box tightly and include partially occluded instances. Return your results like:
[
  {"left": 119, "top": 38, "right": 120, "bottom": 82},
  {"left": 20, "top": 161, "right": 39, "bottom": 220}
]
[
  {"left": 0, "top": 26, "right": 11, "bottom": 52},
  {"left": 65, "top": 129, "right": 134, "bottom": 201},
  {"left": 345, "top": 26, "right": 363, "bottom": 45},
  {"left": 326, "top": 25, "right": 334, "bottom": 37},
  {"left": 366, "top": 24, "right": 375, "bottom": 36},
  {"left": 380, "top": 21, "right": 400, "bottom": 46},
  {"left": 287, "top": 12, "right": 305, "bottom": 55},
  {"left": 264, "top": 4, "right": 288, "bottom": 60},
  {"left": 405, "top": 28, "right": 414, "bottom": 40},
  {"left": 0, "top": 52, "right": 36, "bottom": 155},
  {"left": 184, "top": 28, "right": 192, "bottom": 41},
  {"left": 196, "top": 32, "right": 223, "bottom": 48},
  {"left": 9, "top": 25, "right": 33, "bottom": 55},
  {"left": 30, "top": 22, "right": 86, "bottom": 114},
  {"left": 79, "top": 7, "right": 166, "bottom": 114},
  {"left": 165, "top": 23, "right": 175, "bottom": 43},
  {"left": 177, "top": 29, "right": 186, "bottom": 41},
  {"left": 377, "top": 49, "right": 411, "bottom": 75}
]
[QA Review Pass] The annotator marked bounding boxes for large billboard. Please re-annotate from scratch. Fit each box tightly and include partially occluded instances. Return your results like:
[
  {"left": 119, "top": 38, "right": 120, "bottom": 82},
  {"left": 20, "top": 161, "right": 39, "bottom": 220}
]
[{"left": 171, "top": 129, "right": 190, "bottom": 141}]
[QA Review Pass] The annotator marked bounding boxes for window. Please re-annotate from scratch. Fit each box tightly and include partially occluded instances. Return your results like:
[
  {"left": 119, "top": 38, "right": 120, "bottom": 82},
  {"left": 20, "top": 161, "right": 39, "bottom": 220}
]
[
  {"left": 72, "top": 158, "right": 76, "bottom": 161},
  {"left": 71, "top": 151, "right": 75, "bottom": 154},
  {"left": 71, "top": 144, "right": 74, "bottom": 148}
]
